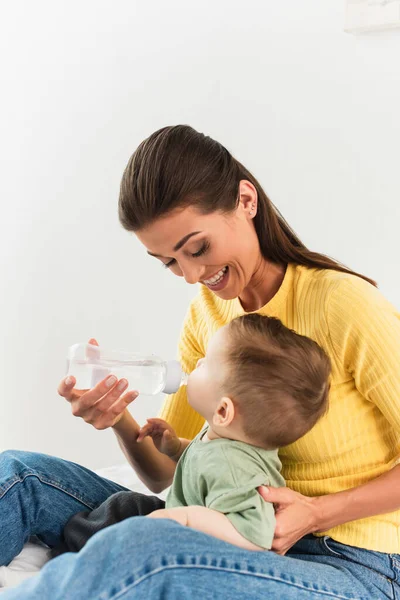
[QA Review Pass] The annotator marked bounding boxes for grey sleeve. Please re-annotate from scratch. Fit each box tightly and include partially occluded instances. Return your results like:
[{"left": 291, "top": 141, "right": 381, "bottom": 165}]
[{"left": 51, "top": 490, "right": 165, "bottom": 558}]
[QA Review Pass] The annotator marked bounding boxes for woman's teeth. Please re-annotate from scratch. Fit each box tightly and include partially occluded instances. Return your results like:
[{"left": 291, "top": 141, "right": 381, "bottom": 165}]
[{"left": 203, "top": 267, "right": 228, "bottom": 286}]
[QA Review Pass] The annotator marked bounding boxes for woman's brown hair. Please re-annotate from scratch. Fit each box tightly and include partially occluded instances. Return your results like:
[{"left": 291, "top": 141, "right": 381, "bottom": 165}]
[{"left": 119, "top": 125, "right": 376, "bottom": 286}]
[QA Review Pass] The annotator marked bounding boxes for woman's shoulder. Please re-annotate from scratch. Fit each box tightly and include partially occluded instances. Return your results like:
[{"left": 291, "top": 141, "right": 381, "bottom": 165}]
[
  {"left": 293, "top": 264, "right": 393, "bottom": 311},
  {"left": 293, "top": 266, "right": 399, "bottom": 338}
]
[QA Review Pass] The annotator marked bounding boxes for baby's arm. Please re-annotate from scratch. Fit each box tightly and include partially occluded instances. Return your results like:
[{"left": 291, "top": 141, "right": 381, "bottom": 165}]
[
  {"left": 148, "top": 506, "right": 264, "bottom": 551},
  {"left": 137, "top": 418, "right": 191, "bottom": 462}
]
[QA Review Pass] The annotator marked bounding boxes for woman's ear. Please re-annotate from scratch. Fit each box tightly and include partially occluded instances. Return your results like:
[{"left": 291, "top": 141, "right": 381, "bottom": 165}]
[
  {"left": 212, "top": 396, "right": 235, "bottom": 428},
  {"left": 238, "top": 180, "right": 257, "bottom": 219}
]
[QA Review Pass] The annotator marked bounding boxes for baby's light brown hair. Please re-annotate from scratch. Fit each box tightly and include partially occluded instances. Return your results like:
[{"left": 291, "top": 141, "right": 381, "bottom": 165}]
[{"left": 223, "top": 314, "right": 331, "bottom": 449}]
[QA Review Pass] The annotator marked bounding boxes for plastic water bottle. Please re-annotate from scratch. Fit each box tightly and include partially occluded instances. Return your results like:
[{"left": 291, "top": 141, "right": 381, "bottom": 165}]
[{"left": 66, "top": 343, "right": 189, "bottom": 395}]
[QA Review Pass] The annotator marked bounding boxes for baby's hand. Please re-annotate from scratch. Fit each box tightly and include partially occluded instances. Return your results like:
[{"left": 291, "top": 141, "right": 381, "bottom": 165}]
[{"left": 137, "top": 418, "right": 181, "bottom": 459}]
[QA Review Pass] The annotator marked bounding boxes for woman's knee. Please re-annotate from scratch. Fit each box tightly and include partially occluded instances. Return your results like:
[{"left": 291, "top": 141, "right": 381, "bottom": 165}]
[
  {"left": 0, "top": 449, "right": 45, "bottom": 482},
  {"left": 0, "top": 449, "right": 27, "bottom": 470}
]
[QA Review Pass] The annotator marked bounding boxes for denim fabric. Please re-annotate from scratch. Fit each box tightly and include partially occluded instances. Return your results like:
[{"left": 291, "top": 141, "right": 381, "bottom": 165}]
[
  {"left": 2, "top": 518, "right": 400, "bottom": 600},
  {"left": 0, "top": 450, "right": 128, "bottom": 566},
  {"left": 2, "top": 450, "right": 400, "bottom": 599}
]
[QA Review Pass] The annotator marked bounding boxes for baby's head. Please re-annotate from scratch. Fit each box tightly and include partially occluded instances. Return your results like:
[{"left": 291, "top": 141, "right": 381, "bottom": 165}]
[{"left": 187, "top": 314, "right": 331, "bottom": 449}]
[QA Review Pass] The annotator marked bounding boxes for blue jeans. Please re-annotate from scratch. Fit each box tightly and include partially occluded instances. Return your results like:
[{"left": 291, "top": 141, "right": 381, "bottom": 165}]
[
  {"left": 1, "top": 450, "right": 400, "bottom": 600},
  {"left": 0, "top": 450, "right": 128, "bottom": 566}
]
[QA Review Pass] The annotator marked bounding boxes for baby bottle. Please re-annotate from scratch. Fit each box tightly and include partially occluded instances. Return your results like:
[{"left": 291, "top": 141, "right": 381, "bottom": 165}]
[{"left": 66, "top": 343, "right": 188, "bottom": 395}]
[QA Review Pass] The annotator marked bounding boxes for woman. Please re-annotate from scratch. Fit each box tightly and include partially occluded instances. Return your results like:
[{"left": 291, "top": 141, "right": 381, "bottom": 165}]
[{"left": 1, "top": 125, "right": 400, "bottom": 600}]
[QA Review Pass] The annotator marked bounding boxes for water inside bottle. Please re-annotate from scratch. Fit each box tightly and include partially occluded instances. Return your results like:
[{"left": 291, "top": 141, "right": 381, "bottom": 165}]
[{"left": 66, "top": 358, "right": 166, "bottom": 395}]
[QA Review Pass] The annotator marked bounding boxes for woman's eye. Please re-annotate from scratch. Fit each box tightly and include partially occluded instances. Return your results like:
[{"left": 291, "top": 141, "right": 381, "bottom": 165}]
[
  {"left": 162, "top": 259, "right": 176, "bottom": 269},
  {"left": 192, "top": 241, "right": 210, "bottom": 258},
  {"left": 161, "top": 241, "right": 210, "bottom": 269}
]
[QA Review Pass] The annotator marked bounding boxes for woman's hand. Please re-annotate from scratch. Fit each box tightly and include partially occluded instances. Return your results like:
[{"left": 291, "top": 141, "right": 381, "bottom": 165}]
[
  {"left": 58, "top": 338, "right": 139, "bottom": 430},
  {"left": 257, "top": 485, "right": 320, "bottom": 555},
  {"left": 137, "top": 418, "right": 181, "bottom": 459}
]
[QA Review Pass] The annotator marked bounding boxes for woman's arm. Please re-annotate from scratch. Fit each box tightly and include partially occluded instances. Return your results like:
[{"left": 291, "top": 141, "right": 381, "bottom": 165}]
[
  {"left": 258, "top": 462, "right": 400, "bottom": 554},
  {"left": 314, "top": 462, "right": 400, "bottom": 531},
  {"left": 320, "top": 279, "right": 400, "bottom": 527},
  {"left": 112, "top": 411, "right": 178, "bottom": 493},
  {"left": 148, "top": 506, "right": 264, "bottom": 551}
]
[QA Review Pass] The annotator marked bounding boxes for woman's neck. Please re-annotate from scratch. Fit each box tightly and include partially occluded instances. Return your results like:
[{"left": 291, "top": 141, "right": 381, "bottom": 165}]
[{"left": 239, "top": 260, "right": 287, "bottom": 313}]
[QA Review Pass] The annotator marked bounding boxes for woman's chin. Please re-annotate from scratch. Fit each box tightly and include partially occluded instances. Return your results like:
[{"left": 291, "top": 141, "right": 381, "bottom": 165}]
[
  {"left": 214, "top": 280, "right": 242, "bottom": 301},
  {"left": 214, "top": 289, "right": 238, "bottom": 301}
]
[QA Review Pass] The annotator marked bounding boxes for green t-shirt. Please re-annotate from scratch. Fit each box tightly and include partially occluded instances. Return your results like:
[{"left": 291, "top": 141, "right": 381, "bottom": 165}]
[{"left": 166, "top": 426, "right": 285, "bottom": 549}]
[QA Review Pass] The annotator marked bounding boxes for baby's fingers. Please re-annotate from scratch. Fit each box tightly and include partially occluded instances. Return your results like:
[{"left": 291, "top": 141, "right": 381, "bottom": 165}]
[
  {"left": 146, "top": 418, "right": 169, "bottom": 428},
  {"left": 136, "top": 423, "right": 154, "bottom": 442}
]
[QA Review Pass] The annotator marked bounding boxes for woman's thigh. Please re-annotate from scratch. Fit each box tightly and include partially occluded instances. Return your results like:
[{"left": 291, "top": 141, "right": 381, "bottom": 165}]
[
  {"left": 0, "top": 450, "right": 130, "bottom": 563},
  {"left": 288, "top": 534, "right": 399, "bottom": 600},
  {"left": 2, "top": 518, "right": 388, "bottom": 600}
]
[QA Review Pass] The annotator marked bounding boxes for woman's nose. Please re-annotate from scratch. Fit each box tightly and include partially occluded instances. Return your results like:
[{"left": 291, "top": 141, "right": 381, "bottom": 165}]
[{"left": 181, "top": 264, "right": 204, "bottom": 285}]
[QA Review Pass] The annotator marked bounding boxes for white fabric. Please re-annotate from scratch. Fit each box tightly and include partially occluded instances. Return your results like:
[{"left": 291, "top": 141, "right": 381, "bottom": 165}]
[
  {"left": 0, "top": 463, "right": 161, "bottom": 590},
  {"left": 0, "top": 542, "right": 51, "bottom": 590}
]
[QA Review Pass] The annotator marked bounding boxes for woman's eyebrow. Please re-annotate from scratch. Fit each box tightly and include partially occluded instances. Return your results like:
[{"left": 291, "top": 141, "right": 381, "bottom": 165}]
[{"left": 147, "top": 231, "right": 202, "bottom": 258}]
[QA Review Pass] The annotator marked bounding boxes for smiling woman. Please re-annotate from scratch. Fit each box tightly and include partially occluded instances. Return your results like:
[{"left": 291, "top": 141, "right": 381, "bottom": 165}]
[
  {"left": 135, "top": 197, "right": 268, "bottom": 303},
  {"left": 119, "top": 125, "right": 375, "bottom": 288},
  {"left": 1, "top": 125, "right": 400, "bottom": 600},
  {"left": 121, "top": 126, "right": 374, "bottom": 314}
]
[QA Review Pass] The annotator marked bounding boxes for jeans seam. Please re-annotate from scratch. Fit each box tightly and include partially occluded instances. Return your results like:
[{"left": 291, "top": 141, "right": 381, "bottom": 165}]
[
  {"left": 322, "top": 536, "right": 342, "bottom": 557},
  {"left": 391, "top": 555, "right": 400, "bottom": 572},
  {"left": 0, "top": 474, "right": 20, "bottom": 498},
  {"left": 104, "top": 565, "right": 368, "bottom": 600},
  {"left": 390, "top": 555, "right": 400, "bottom": 589},
  {"left": 323, "top": 537, "right": 396, "bottom": 591},
  {"left": 0, "top": 473, "right": 96, "bottom": 510}
]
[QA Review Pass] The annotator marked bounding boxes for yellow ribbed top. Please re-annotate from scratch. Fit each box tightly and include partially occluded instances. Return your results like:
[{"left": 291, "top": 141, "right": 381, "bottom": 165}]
[{"left": 159, "top": 263, "right": 400, "bottom": 552}]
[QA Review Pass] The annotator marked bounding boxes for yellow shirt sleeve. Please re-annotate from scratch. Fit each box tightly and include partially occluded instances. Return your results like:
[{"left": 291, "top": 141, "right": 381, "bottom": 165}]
[
  {"left": 158, "top": 299, "right": 206, "bottom": 439},
  {"left": 327, "top": 276, "right": 400, "bottom": 431}
]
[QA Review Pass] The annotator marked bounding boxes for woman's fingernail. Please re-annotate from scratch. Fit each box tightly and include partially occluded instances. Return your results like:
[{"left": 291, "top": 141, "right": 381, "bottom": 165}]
[
  {"left": 117, "top": 379, "right": 128, "bottom": 391},
  {"left": 65, "top": 376, "right": 73, "bottom": 386},
  {"left": 106, "top": 375, "right": 117, "bottom": 388}
]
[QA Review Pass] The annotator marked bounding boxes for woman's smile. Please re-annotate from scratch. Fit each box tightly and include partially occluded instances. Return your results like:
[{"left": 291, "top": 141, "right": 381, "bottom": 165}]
[{"left": 201, "top": 266, "right": 230, "bottom": 291}]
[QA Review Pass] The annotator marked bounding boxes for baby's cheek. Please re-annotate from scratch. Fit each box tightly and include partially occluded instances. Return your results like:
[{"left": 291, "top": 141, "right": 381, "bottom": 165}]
[
  {"left": 186, "top": 373, "right": 204, "bottom": 410},
  {"left": 186, "top": 373, "right": 196, "bottom": 400}
]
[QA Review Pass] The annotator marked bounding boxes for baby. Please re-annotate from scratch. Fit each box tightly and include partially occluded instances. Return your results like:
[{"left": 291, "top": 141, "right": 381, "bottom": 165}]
[{"left": 52, "top": 314, "right": 331, "bottom": 555}]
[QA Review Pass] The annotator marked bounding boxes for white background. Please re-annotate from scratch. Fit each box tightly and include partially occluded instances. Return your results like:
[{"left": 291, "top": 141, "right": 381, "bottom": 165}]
[
  {"left": 0, "top": 1, "right": 399, "bottom": 470},
  {"left": 345, "top": 0, "right": 400, "bottom": 32}
]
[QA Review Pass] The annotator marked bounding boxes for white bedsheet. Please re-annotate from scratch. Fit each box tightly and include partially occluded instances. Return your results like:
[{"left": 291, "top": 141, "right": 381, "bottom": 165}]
[{"left": 0, "top": 463, "right": 164, "bottom": 591}]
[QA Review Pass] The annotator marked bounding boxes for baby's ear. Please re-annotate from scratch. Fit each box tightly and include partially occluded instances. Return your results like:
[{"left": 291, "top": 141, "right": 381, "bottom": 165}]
[{"left": 212, "top": 396, "right": 236, "bottom": 428}]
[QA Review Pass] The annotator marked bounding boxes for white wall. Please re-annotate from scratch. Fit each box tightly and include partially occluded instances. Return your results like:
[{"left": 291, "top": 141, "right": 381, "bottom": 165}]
[{"left": 0, "top": 1, "right": 399, "bottom": 469}]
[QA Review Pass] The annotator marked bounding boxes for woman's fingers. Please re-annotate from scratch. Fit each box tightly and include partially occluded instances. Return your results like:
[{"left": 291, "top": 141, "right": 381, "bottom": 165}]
[
  {"left": 57, "top": 376, "right": 78, "bottom": 401},
  {"left": 59, "top": 359, "right": 140, "bottom": 429},
  {"left": 90, "top": 378, "right": 129, "bottom": 413},
  {"left": 74, "top": 375, "right": 121, "bottom": 412},
  {"left": 65, "top": 374, "right": 132, "bottom": 419},
  {"left": 86, "top": 339, "right": 100, "bottom": 360},
  {"left": 96, "top": 391, "right": 139, "bottom": 429},
  {"left": 59, "top": 339, "right": 99, "bottom": 401}
]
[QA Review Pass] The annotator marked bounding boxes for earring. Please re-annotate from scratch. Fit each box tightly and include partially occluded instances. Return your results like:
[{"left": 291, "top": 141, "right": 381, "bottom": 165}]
[{"left": 250, "top": 203, "right": 256, "bottom": 216}]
